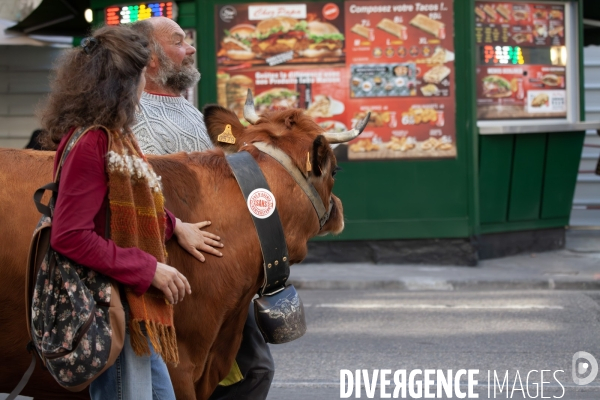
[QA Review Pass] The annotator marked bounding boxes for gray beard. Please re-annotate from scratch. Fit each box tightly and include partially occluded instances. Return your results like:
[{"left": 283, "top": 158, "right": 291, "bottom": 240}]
[
  {"left": 164, "top": 65, "right": 200, "bottom": 93},
  {"left": 154, "top": 53, "right": 200, "bottom": 93}
]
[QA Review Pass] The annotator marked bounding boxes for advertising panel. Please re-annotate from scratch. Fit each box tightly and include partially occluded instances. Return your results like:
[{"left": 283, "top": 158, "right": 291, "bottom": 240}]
[
  {"left": 475, "top": 1, "right": 567, "bottom": 120},
  {"left": 215, "top": 1, "right": 456, "bottom": 160},
  {"left": 344, "top": 1, "right": 455, "bottom": 160}
]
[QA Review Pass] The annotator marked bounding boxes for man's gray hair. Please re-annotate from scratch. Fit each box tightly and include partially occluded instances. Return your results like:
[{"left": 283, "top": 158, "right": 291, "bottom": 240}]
[{"left": 131, "top": 19, "right": 161, "bottom": 54}]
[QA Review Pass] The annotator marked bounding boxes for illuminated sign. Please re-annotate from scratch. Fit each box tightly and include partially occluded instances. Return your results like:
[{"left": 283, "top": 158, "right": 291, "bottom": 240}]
[
  {"left": 105, "top": 2, "right": 177, "bottom": 25},
  {"left": 482, "top": 45, "right": 524, "bottom": 65}
]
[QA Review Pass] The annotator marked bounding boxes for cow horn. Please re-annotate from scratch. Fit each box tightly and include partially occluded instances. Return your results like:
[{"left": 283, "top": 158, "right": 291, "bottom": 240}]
[
  {"left": 322, "top": 112, "right": 371, "bottom": 144},
  {"left": 243, "top": 89, "right": 260, "bottom": 124}
]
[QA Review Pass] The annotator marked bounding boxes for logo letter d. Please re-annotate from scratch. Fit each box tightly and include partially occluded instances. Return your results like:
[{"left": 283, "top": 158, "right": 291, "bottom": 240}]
[{"left": 572, "top": 351, "right": 598, "bottom": 385}]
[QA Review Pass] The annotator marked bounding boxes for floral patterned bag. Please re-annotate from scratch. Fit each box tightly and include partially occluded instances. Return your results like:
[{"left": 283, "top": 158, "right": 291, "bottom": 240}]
[{"left": 24, "top": 127, "right": 125, "bottom": 392}]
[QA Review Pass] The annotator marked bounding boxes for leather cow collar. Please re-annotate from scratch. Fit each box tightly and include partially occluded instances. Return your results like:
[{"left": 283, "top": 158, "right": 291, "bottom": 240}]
[
  {"left": 252, "top": 141, "right": 333, "bottom": 231},
  {"left": 226, "top": 147, "right": 310, "bottom": 344}
]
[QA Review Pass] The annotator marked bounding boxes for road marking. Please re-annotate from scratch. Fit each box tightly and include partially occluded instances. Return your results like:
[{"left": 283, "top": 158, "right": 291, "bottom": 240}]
[
  {"left": 271, "top": 381, "right": 600, "bottom": 389},
  {"left": 308, "top": 304, "right": 564, "bottom": 310}
]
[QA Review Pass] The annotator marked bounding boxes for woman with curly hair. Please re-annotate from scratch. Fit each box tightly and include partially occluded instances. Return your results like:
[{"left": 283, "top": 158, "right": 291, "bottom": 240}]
[{"left": 41, "top": 24, "right": 223, "bottom": 400}]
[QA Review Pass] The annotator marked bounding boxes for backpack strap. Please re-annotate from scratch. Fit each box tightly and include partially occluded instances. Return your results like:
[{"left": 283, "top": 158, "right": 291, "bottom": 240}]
[
  {"left": 54, "top": 126, "right": 96, "bottom": 182},
  {"left": 5, "top": 343, "right": 37, "bottom": 400},
  {"left": 33, "top": 126, "right": 104, "bottom": 218}
]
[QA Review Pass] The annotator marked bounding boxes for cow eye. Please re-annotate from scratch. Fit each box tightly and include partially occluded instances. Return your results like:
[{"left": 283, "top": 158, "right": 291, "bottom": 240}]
[{"left": 332, "top": 166, "right": 342, "bottom": 177}]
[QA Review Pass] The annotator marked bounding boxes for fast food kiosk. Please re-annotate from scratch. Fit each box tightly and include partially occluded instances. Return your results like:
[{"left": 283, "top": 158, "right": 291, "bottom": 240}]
[{"left": 91, "top": 0, "right": 600, "bottom": 263}]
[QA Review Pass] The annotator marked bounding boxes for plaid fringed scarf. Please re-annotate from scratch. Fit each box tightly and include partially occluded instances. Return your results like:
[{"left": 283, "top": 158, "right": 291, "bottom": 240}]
[{"left": 105, "top": 129, "right": 179, "bottom": 365}]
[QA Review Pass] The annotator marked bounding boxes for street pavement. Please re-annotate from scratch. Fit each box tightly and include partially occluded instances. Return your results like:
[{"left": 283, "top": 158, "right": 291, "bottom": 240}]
[
  {"left": 268, "top": 289, "right": 600, "bottom": 400},
  {"left": 266, "top": 231, "right": 600, "bottom": 399},
  {"left": 288, "top": 230, "right": 600, "bottom": 292}
]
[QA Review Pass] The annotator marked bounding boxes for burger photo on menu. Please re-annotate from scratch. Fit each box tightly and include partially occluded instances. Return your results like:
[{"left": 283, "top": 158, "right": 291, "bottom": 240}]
[
  {"left": 218, "top": 24, "right": 257, "bottom": 61},
  {"left": 217, "top": 15, "right": 345, "bottom": 64},
  {"left": 541, "top": 74, "right": 561, "bottom": 87},
  {"left": 482, "top": 75, "right": 513, "bottom": 98},
  {"left": 298, "top": 21, "right": 345, "bottom": 59},
  {"left": 251, "top": 17, "right": 308, "bottom": 57},
  {"left": 254, "top": 88, "right": 299, "bottom": 114}
]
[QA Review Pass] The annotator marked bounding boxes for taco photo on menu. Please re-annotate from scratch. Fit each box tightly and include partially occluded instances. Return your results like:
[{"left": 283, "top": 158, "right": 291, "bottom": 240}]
[
  {"left": 409, "top": 14, "right": 445, "bottom": 39},
  {"left": 496, "top": 4, "right": 512, "bottom": 20},
  {"left": 423, "top": 65, "right": 451, "bottom": 84},
  {"left": 351, "top": 23, "right": 371, "bottom": 39},
  {"left": 483, "top": 4, "right": 498, "bottom": 20},
  {"left": 475, "top": 7, "right": 487, "bottom": 21},
  {"left": 531, "top": 93, "right": 549, "bottom": 107},
  {"left": 254, "top": 88, "right": 299, "bottom": 113},
  {"left": 482, "top": 75, "right": 513, "bottom": 98},
  {"left": 376, "top": 18, "right": 408, "bottom": 39}
]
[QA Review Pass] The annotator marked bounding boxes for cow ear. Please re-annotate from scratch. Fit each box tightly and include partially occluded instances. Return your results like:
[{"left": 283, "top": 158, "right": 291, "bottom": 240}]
[
  {"left": 284, "top": 111, "right": 298, "bottom": 129},
  {"left": 311, "top": 135, "right": 331, "bottom": 178},
  {"left": 203, "top": 105, "right": 245, "bottom": 152}
]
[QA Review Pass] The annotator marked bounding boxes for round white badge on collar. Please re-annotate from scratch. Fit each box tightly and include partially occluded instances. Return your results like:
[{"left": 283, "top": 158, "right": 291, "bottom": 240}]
[{"left": 247, "top": 188, "right": 276, "bottom": 219}]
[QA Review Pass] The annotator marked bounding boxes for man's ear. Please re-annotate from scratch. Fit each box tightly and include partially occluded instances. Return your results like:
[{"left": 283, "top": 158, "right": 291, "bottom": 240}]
[
  {"left": 148, "top": 53, "right": 158, "bottom": 70},
  {"left": 311, "top": 135, "right": 332, "bottom": 178},
  {"left": 203, "top": 105, "right": 245, "bottom": 153}
]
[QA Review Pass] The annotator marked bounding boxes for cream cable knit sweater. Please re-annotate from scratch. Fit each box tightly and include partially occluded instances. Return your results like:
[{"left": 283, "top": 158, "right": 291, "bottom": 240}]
[{"left": 133, "top": 92, "right": 213, "bottom": 155}]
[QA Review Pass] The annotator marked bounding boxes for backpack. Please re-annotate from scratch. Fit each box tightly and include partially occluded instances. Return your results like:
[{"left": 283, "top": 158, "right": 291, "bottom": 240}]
[{"left": 8, "top": 127, "right": 125, "bottom": 399}]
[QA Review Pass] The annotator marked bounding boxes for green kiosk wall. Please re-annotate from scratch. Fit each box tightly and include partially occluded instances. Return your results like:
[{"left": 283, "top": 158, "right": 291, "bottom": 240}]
[{"left": 90, "top": 0, "right": 590, "bottom": 260}]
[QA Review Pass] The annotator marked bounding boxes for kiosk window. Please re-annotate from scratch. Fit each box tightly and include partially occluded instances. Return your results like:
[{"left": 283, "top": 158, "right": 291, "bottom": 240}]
[{"left": 474, "top": 1, "right": 567, "bottom": 120}]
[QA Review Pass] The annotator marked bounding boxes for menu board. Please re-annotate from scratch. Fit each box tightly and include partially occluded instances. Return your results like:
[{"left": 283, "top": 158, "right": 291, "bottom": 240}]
[
  {"left": 475, "top": 1, "right": 567, "bottom": 120},
  {"left": 215, "top": 1, "right": 456, "bottom": 161}
]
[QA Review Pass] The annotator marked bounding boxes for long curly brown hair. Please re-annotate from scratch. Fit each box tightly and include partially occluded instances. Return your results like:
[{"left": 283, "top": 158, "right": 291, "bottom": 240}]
[{"left": 40, "top": 25, "right": 150, "bottom": 149}]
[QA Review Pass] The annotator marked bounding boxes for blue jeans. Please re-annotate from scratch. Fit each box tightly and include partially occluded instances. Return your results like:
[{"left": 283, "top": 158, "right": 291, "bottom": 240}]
[{"left": 89, "top": 332, "right": 176, "bottom": 400}]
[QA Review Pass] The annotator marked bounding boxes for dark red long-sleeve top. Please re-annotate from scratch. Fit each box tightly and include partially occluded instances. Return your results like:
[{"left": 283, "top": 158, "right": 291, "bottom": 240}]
[{"left": 50, "top": 128, "right": 176, "bottom": 296}]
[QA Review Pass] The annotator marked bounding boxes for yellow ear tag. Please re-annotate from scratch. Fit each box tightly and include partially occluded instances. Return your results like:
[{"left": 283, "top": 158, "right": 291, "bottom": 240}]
[
  {"left": 217, "top": 124, "right": 236, "bottom": 144},
  {"left": 306, "top": 152, "right": 312, "bottom": 172}
]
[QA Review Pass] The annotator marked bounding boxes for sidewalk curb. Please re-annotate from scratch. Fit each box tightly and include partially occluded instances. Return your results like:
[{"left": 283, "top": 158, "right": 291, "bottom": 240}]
[{"left": 290, "top": 278, "right": 600, "bottom": 291}]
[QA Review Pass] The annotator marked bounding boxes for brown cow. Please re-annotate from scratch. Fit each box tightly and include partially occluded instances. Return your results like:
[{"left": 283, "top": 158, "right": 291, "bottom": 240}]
[{"left": 0, "top": 104, "right": 367, "bottom": 399}]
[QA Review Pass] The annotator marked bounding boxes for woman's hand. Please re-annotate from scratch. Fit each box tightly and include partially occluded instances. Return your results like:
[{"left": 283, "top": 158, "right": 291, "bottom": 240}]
[
  {"left": 174, "top": 219, "right": 224, "bottom": 262},
  {"left": 152, "top": 262, "right": 191, "bottom": 304}
]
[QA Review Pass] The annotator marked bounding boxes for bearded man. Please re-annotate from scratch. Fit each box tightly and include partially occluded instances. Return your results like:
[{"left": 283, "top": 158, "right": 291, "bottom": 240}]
[{"left": 131, "top": 17, "right": 275, "bottom": 400}]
